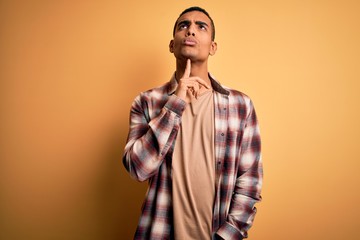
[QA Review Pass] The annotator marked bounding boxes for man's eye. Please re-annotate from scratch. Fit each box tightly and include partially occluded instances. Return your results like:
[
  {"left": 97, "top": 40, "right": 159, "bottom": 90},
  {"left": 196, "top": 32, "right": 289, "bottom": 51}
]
[
  {"left": 179, "top": 24, "right": 188, "bottom": 29},
  {"left": 199, "top": 25, "right": 206, "bottom": 30}
]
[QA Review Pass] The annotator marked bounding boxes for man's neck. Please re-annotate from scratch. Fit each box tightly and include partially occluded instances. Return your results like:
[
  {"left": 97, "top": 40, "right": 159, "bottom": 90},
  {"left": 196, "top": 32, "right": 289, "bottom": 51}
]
[{"left": 175, "top": 59, "right": 211, "bottom": 85}]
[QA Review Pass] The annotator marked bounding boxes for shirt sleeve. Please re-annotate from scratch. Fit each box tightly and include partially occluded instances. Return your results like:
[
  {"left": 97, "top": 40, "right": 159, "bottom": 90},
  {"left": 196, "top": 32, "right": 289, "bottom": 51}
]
[
  {"left": 122, "top": 94, "right": 186, "bottom": 182},
  {"left": 217, "top": 99, "right": 263, "bottom": 239}
]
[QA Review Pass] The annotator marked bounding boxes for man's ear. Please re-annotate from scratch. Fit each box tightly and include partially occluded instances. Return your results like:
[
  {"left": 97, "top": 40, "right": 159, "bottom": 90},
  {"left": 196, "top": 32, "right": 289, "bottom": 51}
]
[
  {"left": 169, "top": 40, "right": 174, "bottom": 53},
  {"left": 209, "top": 41, "right": 217, "bottom": 56}
]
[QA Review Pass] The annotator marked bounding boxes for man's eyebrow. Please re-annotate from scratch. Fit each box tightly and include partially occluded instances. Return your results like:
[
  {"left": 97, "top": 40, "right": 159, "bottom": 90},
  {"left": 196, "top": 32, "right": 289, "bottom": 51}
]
[
  {"left": 177, "top": 20, "right": 190, "bottom": 26},
  {"left": 195, "top": 21, "right": 209, "bottom": 27},
  {"left": 176, "top": 20, "right": 209, "bottom": 28}
]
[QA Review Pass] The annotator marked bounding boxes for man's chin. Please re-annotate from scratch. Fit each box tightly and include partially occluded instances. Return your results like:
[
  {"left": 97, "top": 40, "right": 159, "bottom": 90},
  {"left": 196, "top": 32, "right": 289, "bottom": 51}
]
[
  {"left": 174, "top": 50, "right": 205, "bottom": 62},
  {"left": 178, "top": 52, "right": 198, "bottom": 61},
  {"left": 178, "top": 49, "right": 197, "bottom": 58}
]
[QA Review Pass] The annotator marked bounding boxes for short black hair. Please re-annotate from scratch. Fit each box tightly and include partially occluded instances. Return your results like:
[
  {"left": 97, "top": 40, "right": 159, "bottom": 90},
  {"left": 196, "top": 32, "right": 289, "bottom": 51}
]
[{"left": 172, "top": 6, "right": 215, "bottom": 41}]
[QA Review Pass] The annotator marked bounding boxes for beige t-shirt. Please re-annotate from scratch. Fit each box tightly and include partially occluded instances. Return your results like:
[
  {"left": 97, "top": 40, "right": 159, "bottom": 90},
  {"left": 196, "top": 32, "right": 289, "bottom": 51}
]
[{"left": 172, "top": 89, "right": 215, "bottom": 240}]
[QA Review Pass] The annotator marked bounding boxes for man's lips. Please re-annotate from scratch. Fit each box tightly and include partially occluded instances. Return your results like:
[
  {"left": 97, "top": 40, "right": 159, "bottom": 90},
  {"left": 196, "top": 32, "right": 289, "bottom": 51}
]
[{"left": 183, "top": 38, "right": 197, "bottom": 46}]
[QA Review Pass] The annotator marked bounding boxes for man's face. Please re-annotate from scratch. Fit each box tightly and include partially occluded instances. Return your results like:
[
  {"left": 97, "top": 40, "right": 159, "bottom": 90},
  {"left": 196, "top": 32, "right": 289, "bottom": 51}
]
[{"left": 169, "top": 11, "right": 217, "bottom": 62}]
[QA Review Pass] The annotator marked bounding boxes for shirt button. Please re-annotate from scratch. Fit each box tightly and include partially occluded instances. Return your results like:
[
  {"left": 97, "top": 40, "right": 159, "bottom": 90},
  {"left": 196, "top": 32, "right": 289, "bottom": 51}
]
[{"left": 221, "top": 133, "right": 224, "bottom": 136}]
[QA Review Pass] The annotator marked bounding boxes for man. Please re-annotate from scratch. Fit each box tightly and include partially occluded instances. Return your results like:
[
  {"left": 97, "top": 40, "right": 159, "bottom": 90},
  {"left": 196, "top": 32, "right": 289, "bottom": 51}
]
[{"left": 123, "top": 6, "right": 262, "bottom": 240}]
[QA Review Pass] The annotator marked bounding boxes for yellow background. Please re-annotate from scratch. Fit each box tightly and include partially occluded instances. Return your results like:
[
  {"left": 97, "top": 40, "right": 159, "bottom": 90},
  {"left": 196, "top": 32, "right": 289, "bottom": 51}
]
[{"left": 1, "top": 0, "right": 359, "bottom": 239}]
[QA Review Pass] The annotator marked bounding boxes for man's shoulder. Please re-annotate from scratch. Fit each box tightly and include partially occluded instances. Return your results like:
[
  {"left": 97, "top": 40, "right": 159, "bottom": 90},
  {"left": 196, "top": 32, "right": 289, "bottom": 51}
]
[
  {"left": 210, "top": 74, "right": 251, "bottom": 103},
  {"left": 221, "top": 85, "right": 252, "bottom": 104},
  {"left": 137, "top": 81, "right": 171, "bottom": 98}
]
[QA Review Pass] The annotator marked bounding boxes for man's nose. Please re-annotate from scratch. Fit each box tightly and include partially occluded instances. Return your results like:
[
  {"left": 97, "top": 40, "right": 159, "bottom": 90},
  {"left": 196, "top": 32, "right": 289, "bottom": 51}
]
[
  {"left": 186, "top": 26, "right": 195, "bottom": 36},
  {"left": 186, "top": 31, "right": 195, "bottom": 36}
]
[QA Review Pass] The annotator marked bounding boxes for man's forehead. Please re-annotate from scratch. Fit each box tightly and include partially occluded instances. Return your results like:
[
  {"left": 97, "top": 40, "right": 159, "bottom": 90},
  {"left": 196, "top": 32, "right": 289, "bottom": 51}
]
[{"left": 176, "top": 11, "right": 211, "bottom": 24}]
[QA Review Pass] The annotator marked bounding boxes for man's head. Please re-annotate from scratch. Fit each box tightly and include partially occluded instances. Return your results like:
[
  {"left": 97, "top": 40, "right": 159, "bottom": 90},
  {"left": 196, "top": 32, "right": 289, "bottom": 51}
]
[
  {"left": 172, "top": 6, "right": 215, "bottom": 41},
  {"left": 170, "top": 7, "right": 217, "bottom": 62}
]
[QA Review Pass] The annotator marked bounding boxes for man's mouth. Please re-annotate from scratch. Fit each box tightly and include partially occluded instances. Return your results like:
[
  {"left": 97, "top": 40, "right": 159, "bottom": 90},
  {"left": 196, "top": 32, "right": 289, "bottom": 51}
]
[{"left": 183, "top": 38, "right": 196, "bottom": 46}]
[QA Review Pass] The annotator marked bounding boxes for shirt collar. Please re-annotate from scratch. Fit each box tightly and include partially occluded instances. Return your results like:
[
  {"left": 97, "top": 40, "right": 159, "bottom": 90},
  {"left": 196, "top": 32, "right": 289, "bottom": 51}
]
[{"left": 167, "top": 72, "right": 230, "bottom": 96}]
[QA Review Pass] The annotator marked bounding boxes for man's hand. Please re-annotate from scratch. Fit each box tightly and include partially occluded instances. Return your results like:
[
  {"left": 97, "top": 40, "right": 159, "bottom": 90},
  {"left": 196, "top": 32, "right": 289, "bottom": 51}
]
[{"left": 175, "top": 59, "right": 210, "bottom": 103}]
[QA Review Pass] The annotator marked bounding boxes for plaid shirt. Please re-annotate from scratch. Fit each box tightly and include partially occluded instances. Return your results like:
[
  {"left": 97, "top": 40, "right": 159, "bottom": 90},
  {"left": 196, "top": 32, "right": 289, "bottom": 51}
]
[{"left": 123, "top": 74, "right": 262, "bottom": 240}]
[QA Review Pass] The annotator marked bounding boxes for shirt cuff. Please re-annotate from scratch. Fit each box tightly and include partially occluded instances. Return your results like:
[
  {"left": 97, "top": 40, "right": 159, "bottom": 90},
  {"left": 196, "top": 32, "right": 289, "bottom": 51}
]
[{"left": 216, "top": 222, "right": 244, "bottom": 240}]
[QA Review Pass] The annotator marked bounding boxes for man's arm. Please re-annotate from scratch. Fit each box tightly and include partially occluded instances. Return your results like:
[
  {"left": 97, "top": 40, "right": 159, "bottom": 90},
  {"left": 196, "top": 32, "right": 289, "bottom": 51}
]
[
  {"left": 122, "top": 94, "right": 186, "bottom": 181},
  {"left": 123, "top": 60, "right": 210, "bottom": 182},
  {"left": 217, "top": 100, "right": 263, "bottom": 239}
]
